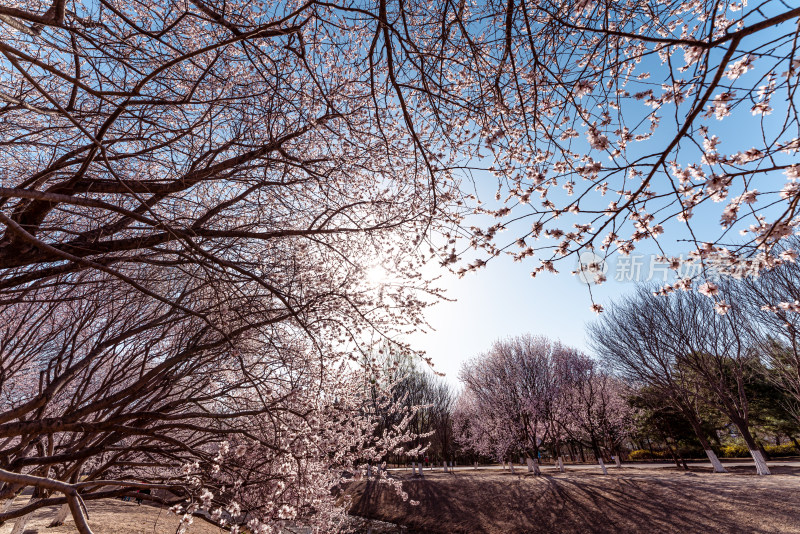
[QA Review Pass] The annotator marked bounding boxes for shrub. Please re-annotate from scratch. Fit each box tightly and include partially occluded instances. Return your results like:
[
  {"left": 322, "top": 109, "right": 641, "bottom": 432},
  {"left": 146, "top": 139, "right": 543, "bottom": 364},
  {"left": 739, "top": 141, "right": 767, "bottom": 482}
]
[
  {"left": 765, "top": 443, "right": 798, "bottom": 457},
  {"left": 628, "top": 449, "right": 668, "bottom": 461},
  {"left": 720, "top": 444, "right": 750, "bottom": 458}
]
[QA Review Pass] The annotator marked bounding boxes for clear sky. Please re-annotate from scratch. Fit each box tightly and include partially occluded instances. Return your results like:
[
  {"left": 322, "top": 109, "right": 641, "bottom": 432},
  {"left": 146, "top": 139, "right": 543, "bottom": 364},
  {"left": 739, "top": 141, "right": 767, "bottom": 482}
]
[{"left": 410, "top": 247, "right": 653, "bottom": 386}]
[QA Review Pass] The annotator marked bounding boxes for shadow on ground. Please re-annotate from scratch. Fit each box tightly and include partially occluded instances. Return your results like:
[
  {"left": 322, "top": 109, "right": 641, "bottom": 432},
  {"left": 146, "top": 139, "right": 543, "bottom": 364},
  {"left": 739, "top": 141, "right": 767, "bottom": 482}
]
[{"left": 347, "top": 465, "right": 800, "bottom": 533}]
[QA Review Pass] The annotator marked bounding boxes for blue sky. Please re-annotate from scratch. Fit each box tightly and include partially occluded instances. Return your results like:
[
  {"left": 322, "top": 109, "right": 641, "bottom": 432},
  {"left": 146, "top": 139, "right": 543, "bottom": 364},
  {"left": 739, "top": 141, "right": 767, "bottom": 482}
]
[{"left": 403, "top": 12, "right": 800, "bottom": 385}]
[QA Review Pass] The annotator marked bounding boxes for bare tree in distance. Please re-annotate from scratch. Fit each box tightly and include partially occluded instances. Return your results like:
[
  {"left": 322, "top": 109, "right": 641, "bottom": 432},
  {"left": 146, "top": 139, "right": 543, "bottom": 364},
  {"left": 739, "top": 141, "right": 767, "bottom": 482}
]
[
  {"left": 734, "top": 237, "right": 800, "bottom": 428},
  {"left": 593, "top": 285, "right": 771, "bottom": 474},
  {"left": 589, "top": 285, "right": 728, "bottom": 472}
]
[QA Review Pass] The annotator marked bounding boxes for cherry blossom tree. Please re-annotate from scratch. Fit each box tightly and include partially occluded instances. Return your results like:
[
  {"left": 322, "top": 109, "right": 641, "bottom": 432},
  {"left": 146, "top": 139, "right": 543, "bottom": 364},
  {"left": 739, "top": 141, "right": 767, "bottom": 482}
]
[
  {"left": 0, "top": 277, "right": 422, "bottom": 533},
  {"left": 433, "top": 1, "right": 800, "bottom": 311},
  {"left": 455, "top": 335, "right": 631, "bottom": 473},
  {"left": 557, "top": 355, "right": 633, "bottom": 473},
  {"left": 0, "top": 1, "right": 454, "bottom": 531},
  {"left": 2, "top": 0, "right": 800, "bottom": 529}
]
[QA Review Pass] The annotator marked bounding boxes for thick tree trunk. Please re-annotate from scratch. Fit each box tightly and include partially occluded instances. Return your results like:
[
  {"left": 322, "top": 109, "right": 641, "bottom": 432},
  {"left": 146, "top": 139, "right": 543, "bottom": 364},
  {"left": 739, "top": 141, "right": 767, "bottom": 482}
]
[
  {"left": 704, "top": 449, "right": 727, "bottom": 473},
  {"left": 557, "top": 456, "right": 565, "bottom": 473},
  {"left": 738, "top": 424, "right": 771, "bottom": 475},
  {"left": 509, "top": 460, "right": 516, "bottom": 474},
  {"left": 532, "top": 458, "right": 541, "bottom": 475},
  {"left": 683, "top": 410, "right": 727, "bottom": 472}
]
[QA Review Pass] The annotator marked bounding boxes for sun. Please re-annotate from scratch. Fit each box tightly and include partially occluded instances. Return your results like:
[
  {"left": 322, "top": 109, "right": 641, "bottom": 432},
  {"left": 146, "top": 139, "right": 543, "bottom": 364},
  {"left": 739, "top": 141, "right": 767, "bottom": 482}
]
[{"left": 365, "top": 264, "right": 391, "bottom": 287}]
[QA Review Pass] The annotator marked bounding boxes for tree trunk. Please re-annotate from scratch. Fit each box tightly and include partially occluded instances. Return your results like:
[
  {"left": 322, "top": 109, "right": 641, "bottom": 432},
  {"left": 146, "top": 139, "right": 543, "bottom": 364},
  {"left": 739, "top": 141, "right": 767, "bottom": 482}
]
[
  {"left": 704, "top": 449, "right": 726, "bottom": 473},
  {"left": 597, "top": 457, "right": 608, "bottom": 475},
  {"left": 1, "top": 495, "right": 16, "bottom": 513},
  {"left": 738, "top": 424, "right": 771, "bottom": 475},
  {"left": 49, "top": 503, "right": 70, "bottom": 527},
  {"left": 557, "top": 456, "right": 565, "bottom": 473},
  {"left": 683, "top": 412, "right": 727, "bottom": 472},
  {"left": 660, "top": 432, "right": 683, "bottom": 470},
  {"left": 10, "top": 497, "right": 39, "bottom": 534}
]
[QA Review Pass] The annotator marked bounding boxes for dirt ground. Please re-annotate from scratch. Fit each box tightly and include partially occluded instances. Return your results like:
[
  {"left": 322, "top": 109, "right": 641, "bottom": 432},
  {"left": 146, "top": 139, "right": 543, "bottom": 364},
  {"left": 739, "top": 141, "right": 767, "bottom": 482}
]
[
  {"left": 0, "top": 497, "right": 396, "bottom": 533},
  {"left": 0, "top": 499, "right": 223, "bottom": 534},
  {"left": 4, "top": 465, "right": 798, "bottom": 533},
  {"left": 347, "top": 465, "right": 800, "bottom": 533}
]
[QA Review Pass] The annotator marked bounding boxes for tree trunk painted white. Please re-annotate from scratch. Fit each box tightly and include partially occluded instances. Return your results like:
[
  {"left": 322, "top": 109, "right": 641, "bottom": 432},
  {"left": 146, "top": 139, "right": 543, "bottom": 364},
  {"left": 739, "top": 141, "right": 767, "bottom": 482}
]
[
  {"left": 1, "top": 496, "right": 15, "bottom": 513},
  {"left": 557, "top": 456, "right": 565, "bottom": 473},
  {"left": 532, "top": 458, "right": 541, "bottom": 475},
  {"left": 704, "top": 449, "right": 727, "bottom": 473},
  {"left": 614, "top": 455, "right": 621, "bottom": 468},
  {"left": 598, "top": 458, "right": 608, "bottom": 475},
  {"left": 509, "top": 461, "right": 515, "bottom": 474},
  {"left": 750, "top": 449, "right": 771, "bottom": 475},
  {"left": 502, "top": 461, "right": 507, "bottom": 470},
  {"left": 443, "top": 461, "right": 448, "bottom": 473},
  {"left": 519, "top": 456, "right": 524, "bottom": 464},
  {"left": 367, "top": 464, "right": 372, "bottom": 478},
  {"left": 412, "top": 461, "right": 417, "bottom": 475},
  {"left": 526, "top": 457, "right": 534, "bottom": 472},
  {"left": 10, "top": 497, "right": 39, "bottom": 534},
  {"left": 49, "top": 503, "right": 70, "bottom": 527},
  {"left": 418, "top": 463, "right": 424, "bottom": 478},
  {"left": 474, "top": 461, "right": 478, "bottom": 470}
]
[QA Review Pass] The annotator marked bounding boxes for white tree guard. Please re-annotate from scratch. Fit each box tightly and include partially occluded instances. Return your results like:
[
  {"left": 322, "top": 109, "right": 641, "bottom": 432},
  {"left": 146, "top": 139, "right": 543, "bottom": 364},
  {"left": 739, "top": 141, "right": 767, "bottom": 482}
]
[
  {"left": 10, "top": 497, "right": 39, "bottom": 534},
  {"left": 750, "top": 449, "right": 771, "bottom": 475},
  {"left": 49, "top": 503, "right": 70, "bottom": 527},
  {"left": 598, "top": 458, "right": 608, "bottom": 475},
  {"left": 705, "top": 450, "right": 727, "bottom": 473}
]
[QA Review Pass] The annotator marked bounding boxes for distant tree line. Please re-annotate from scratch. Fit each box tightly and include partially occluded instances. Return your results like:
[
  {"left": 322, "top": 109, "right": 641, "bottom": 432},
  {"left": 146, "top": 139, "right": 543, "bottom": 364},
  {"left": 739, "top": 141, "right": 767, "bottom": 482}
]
[{"left": 379, "top": 255, "right": 800, "bottom": 476}]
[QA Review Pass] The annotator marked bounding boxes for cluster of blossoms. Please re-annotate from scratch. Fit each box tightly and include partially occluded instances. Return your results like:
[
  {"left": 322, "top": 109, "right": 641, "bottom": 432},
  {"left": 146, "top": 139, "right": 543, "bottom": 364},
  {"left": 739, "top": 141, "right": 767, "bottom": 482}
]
[{"left": 455, "top": 336, "right": 632, "bottom": 466}]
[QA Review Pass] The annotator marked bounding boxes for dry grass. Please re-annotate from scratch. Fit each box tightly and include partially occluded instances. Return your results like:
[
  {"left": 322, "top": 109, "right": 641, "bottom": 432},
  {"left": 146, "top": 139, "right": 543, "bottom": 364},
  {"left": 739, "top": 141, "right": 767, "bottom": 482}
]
[
  {"left": 347, "top": 465, "right": 800, "bottom": 533},
  {"left": 0, "top": 498, "right": 223, "bottom": 534}
]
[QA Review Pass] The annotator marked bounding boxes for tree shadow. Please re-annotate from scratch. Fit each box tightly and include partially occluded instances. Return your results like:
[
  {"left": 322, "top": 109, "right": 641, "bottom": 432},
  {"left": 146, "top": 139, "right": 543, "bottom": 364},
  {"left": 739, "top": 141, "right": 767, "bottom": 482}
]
[{"left": 348, "top": 468, "right": 800, "bottom": 533}]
